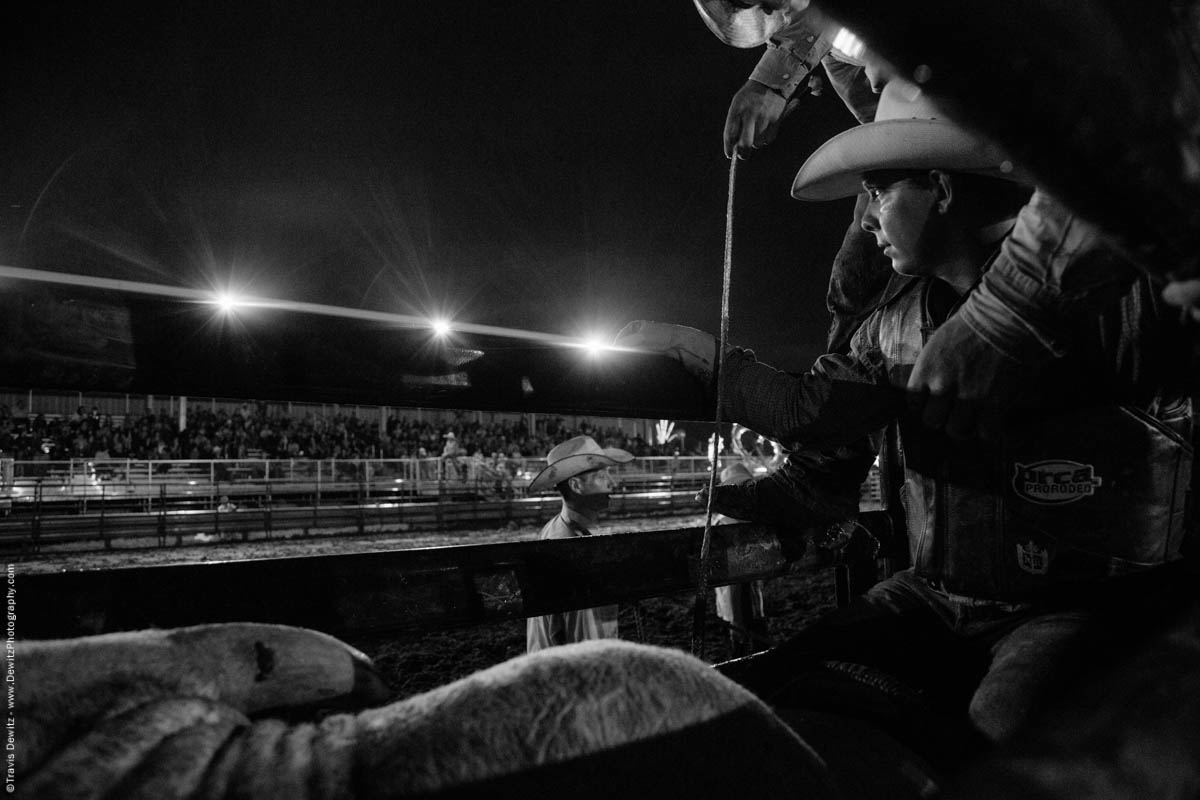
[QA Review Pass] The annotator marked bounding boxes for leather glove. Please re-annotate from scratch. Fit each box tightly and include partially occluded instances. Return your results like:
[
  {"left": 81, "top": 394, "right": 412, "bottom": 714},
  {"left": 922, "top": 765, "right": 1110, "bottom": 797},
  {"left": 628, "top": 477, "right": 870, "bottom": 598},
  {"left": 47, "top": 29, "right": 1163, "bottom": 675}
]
[
  {"left": 614, "top": 321, "right": 718, "bottom": 387},
  {"left": 700, "top": 470, "right": 830, "bottom": 531},
  {"left": 704, "top": 443, "right": 873, "bottom": 522},
  {"left": 905, "top": 313, "right": 1022, "bottom": 443}
]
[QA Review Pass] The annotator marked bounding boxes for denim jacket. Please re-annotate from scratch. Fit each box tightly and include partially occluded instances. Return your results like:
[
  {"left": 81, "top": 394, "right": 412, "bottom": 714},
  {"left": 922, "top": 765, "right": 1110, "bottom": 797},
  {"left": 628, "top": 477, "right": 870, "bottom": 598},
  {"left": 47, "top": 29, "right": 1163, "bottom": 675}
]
[{"left": 746, "top": 14, "right": 878, "bottom": 123}]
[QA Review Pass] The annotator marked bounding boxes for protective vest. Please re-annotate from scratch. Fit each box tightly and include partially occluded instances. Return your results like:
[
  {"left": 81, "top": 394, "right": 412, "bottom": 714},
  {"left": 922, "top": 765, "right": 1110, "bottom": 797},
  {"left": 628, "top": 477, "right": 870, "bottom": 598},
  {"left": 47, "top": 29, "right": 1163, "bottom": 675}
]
[{"left": 878, "top": 280, "right": 1192, "bottom": 600}]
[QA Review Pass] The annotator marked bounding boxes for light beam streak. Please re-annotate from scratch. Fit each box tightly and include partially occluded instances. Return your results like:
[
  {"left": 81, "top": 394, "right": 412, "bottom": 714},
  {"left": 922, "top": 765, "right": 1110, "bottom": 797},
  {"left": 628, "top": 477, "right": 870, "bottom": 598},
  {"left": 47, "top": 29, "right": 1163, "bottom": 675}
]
[{"left": 0, "top": 265, "right": 643, "bottom": 353}]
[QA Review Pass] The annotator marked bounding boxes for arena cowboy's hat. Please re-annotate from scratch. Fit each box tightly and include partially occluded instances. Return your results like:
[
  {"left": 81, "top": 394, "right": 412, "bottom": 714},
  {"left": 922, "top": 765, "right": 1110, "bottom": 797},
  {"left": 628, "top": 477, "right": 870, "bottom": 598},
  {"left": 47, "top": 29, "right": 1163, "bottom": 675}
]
[
  {"left": 691, "top": 0, "right": 809, "bottom": 48},
  {"left": 528, "top": 435, "right": 634, "bottom": 493},
  {"left": 791, "top": 80, "right": 1023, "bottom": 201},
  {"left": 719, "top": 462, "right": 755, "bottom": 486}
]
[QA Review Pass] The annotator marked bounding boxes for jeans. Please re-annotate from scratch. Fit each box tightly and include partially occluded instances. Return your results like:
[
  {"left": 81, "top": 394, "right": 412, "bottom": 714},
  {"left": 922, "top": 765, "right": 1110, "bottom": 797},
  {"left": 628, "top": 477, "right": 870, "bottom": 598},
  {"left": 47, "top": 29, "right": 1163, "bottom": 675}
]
[
  {"left": 864, "top": 570, "right": 1094, "bottom": 741},
  {"left": 719, "top": 567, "right": 1181, "bottom": 744}
]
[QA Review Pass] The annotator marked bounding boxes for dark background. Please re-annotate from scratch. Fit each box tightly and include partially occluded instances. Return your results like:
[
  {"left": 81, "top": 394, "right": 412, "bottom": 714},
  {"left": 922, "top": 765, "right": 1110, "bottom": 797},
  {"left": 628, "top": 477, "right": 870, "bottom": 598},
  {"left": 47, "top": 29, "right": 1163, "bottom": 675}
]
[{"left": 3, "top": 1, "right": 859, "bottom": 389}]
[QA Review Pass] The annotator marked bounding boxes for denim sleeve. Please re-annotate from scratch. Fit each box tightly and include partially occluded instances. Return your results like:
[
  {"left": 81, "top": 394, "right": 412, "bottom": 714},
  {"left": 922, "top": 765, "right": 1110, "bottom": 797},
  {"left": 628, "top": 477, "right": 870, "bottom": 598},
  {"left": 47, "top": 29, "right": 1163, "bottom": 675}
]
[
  {"left": 719, "top": 325, "right": 901, "bottom": 452},
  {"left": 747, "top": 16, "right": 832, "bottom": 99},
  {"left": 955, "top": 190, "right": 1142, "bottom": 363},
  {"left": 821, "top": 55, "right": 877, "bottom": 124}
]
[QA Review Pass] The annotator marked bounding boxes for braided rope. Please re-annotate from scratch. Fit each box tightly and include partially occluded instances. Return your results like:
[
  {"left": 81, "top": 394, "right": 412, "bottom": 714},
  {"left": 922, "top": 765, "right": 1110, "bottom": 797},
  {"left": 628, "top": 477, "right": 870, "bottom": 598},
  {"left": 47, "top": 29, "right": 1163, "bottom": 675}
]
[{"left": 691, "top": 155, "right": 738, "bottom": 658}]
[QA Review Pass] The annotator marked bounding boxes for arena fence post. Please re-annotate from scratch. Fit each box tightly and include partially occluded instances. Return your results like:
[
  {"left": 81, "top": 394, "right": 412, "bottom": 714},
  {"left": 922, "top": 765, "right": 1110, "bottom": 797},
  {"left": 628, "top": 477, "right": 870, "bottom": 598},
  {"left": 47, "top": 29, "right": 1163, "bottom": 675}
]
[
  {"left": 310, "top": 462, "right": 321, "bottom": 536},
  {"left": 436, "top": 465, "right": 445, "bottom": 529},
  {"left": 99, "top": 484, "right": 109, "bottom": 550},
  {"left": 31, "top": 480, "right": 42, "bottom": 553},
  {"left": 213, "top": 483, "right": 222, "bottom": 541},
  {"left": 357, "top": 470, "right": 366, "bottom": 536},
  {"left": 264, "top": 483, "right": 273, "bottom": 539},
  {"left": 156, "top": 484, "right": 167, "bottom": 547}
]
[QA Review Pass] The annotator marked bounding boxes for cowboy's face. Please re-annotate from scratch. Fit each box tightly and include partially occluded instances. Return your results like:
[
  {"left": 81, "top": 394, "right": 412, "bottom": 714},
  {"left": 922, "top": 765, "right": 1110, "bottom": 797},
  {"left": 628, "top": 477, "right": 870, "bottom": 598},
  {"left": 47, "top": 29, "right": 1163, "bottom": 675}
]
[
  {"left": 573, "top": 467, "right": 617, "bottom": 496},
  {"left": 860, "top": 171, "right": 945, "bottom": 276},
  {"left": 568, "top": 467, "right": 617, "bottom": 513}
]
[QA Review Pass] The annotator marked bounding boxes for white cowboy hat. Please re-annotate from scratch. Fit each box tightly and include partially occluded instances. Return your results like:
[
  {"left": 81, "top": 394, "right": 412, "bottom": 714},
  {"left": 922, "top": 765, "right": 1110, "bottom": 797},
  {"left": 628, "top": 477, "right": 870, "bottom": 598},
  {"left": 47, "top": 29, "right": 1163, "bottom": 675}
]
[
  {"left": 792, "top": 80, "right": 1022, "bottom": 201},
  {"left": 528, "top": 435, "right": 634, "bottom": 493},
  {"left": 691, "top": 0, "right": 808, "bottom": 48}
]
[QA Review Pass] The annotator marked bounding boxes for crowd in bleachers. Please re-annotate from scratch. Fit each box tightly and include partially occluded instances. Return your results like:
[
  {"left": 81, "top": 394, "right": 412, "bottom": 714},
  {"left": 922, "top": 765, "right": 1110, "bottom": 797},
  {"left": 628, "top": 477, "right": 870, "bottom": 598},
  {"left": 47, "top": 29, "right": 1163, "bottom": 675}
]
[{"left": 0, "top": 403, "right": 702, "bottom": 462}]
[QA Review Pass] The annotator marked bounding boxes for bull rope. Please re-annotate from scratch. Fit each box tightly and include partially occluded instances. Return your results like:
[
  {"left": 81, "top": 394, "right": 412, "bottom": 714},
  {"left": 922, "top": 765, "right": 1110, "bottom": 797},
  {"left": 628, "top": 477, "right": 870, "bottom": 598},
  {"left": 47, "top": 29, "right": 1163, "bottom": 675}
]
[{"left": 691, "top": 155, "right": 738, "bottom": 658}]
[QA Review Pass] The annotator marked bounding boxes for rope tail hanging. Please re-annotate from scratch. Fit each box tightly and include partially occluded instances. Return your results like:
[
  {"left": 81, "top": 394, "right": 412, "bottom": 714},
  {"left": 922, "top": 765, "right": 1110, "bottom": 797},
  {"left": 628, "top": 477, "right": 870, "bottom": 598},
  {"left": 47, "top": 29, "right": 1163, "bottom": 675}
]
[{"left": 691, "top": 154, "right": 739, "bottom": 658}]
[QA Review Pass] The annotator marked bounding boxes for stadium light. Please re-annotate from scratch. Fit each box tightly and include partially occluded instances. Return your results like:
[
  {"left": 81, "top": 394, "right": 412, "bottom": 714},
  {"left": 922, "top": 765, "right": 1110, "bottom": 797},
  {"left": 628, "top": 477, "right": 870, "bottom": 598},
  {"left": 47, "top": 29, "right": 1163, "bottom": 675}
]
[
  {"left": 212, "top": 291, "right": 246, "bottom": 314},
  {"left": 581, "top": 334, "right": 613, "bottom": 356}
]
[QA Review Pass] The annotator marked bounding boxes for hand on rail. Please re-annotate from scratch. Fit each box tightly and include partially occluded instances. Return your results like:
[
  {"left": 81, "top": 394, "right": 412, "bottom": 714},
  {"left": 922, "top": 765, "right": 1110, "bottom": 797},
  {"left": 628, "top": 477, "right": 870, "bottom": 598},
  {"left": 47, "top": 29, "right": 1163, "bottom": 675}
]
[{"left": 613, "top": 321, "right": 718, "bottom": 388}]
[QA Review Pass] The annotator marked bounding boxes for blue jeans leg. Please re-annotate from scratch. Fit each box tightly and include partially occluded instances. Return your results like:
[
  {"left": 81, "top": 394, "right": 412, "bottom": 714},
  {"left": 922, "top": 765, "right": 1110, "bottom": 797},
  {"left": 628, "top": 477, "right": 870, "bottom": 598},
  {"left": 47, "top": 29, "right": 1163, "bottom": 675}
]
[{"left": 969, "top": 610, "right": 1093, "bottom": 741}]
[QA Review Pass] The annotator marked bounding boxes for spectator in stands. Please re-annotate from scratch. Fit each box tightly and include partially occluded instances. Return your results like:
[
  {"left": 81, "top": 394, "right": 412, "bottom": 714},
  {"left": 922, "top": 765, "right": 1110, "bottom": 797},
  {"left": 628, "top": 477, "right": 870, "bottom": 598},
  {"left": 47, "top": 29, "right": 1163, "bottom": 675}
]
[
  {"left": 440, "top": 431, "right": 463, "bottom": 480},
  {"left": 2, "top": 401, "right": 670, "bottom": 464},
  {"left": 526, "top": 435, "right": 634, "bottom": 653}
]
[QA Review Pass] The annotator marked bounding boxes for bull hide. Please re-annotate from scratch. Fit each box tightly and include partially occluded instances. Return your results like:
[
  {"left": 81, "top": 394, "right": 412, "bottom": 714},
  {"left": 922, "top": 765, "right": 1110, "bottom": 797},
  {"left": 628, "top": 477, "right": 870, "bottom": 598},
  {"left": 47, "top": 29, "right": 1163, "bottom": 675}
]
[
  {"left": 23, "top": 610, "right": 1200, "bottom": 798},
  {"left": 948, "top": 599, "right": 1200, "bottom": 799},
  {"left": 21, "top": 625, "right": 844, "bottom": 799}
]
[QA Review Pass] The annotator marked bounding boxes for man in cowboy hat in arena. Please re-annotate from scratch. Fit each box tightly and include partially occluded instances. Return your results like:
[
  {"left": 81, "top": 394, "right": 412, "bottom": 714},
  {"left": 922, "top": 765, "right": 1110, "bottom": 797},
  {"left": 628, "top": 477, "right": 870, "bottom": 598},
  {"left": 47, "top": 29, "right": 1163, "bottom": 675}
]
[
  {"left": 618, "top": 76, "right": 1194, "bottom": 743},
  {"left": 526, "top": 434, "right": 635, "bottom": 652},
  {"left": 440, "top": 430, "right": 465, "bottom": 481}
]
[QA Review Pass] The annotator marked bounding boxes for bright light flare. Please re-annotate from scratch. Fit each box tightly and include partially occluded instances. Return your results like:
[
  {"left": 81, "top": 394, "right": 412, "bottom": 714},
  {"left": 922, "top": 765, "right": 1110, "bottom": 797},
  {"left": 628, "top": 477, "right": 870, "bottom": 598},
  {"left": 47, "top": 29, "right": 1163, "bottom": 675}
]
[
  {"left": 214, "top": 291, "right": 245, "bottom": 314},
  {"left": 430, "top": 317, "right": 453, "bottom": 337},
  {"left": 575, "top": 333, "right": 625, "bottom": 357},
  {"left": 0, "top": 266, "right": 632, "bottom": 350}
]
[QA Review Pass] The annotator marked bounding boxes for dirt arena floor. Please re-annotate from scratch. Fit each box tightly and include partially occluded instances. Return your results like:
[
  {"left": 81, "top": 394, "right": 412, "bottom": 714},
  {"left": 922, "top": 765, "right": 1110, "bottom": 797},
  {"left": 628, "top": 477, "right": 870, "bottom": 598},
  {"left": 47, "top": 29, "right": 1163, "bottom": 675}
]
[
  {"left": 20, "top": 513, "right": 836, "bottom": 701},
  {"left": 353, "top": 565, "right": 835, "bottom": 701}
]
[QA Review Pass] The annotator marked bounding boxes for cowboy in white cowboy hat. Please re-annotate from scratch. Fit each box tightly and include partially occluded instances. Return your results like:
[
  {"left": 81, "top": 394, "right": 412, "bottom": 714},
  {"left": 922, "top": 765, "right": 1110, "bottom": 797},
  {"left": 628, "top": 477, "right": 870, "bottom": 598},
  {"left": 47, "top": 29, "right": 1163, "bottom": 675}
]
[
  {"left": 616, "top": 78, "right": 1029, "bottom": 405},
  {"left": 618, "top": 77, "right": 1191, "bottom": 743},
  {"left": 527, "top": 435, "right": 634, "bottom": 653},
  {"left": 791, "top": 78, "right": 1028, "bottom": 287}
]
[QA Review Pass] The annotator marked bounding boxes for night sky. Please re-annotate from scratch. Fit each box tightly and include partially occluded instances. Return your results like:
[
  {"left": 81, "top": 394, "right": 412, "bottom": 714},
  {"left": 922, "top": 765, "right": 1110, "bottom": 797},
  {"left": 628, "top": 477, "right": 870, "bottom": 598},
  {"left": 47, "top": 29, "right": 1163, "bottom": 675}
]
[{"left": 4, "top": 1, "right": 860, "bottom": 375}]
